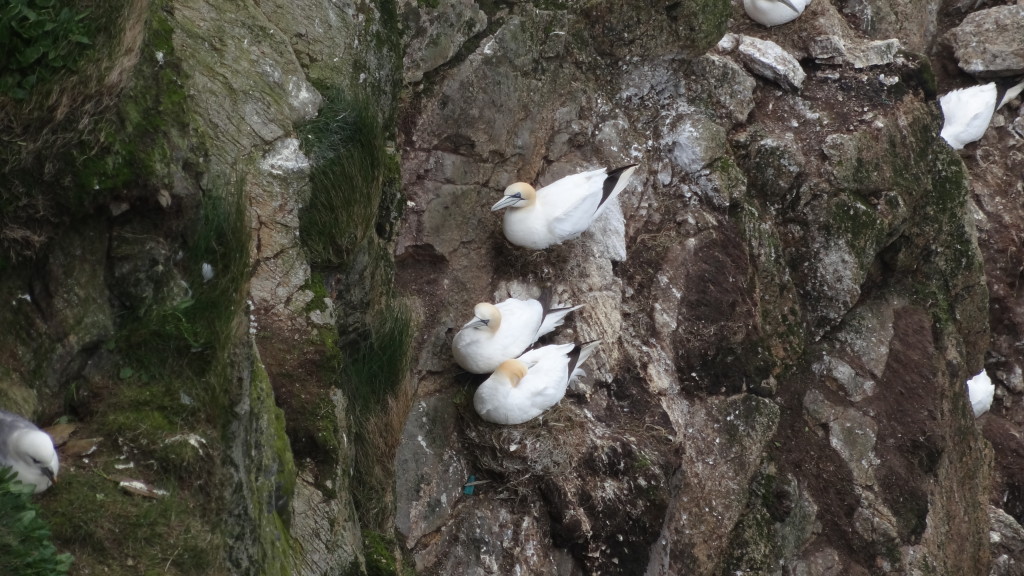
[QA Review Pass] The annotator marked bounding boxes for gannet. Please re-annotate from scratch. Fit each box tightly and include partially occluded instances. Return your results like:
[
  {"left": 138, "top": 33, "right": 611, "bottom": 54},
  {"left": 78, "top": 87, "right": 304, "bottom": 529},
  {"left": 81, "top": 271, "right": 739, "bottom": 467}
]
[
  {"left": 473, "top": 341, "right": 601, "bottom": 425},
  {"left": 490, "top": 164, "right": 639, "bottom": 250},
  {"left": 966, "top": 368, "right": 994, "bottom": 417},
  {"left": 0, "top": 409, "right": 59, "bottom": 493},
  {"left": 452, "top": 295, "right": 582, "bottom": 374},
  {"left": 939, "top": 79, "right": 1024, "bottom": 150},
  {"left": 743, "top": 0, "right": 810, "bottom": 27}
]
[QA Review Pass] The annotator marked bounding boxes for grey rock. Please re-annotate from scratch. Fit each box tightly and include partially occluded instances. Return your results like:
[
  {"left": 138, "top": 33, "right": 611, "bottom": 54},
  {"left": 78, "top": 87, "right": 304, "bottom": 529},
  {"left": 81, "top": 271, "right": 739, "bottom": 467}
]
[
  {"left": 45, "top": 221, "right": 114, "bottom": 393},
  {"left": 813, "top": 356, "right": 876, "bottom": 402},
  {"left": 395, "top": 393, "right": 468, "bottom": 548},
  {"left": 809, "top": 36, "right": 900, "bottom": 68},
  {"left": 401, "top": 0, "right": 488, "bottom": 83},
  {"left": 789, "top": 547, "right": 844, "bottom": 576},
  {"left": 990, "top": 506, "right": 1024, "bottom": 576},
  {"left": 736, "top": 35, "right": 806, "bottom": 91},
  {"left": 946, "top": 5, "right": 1024, "bottom": 77},
  {"left": 290, "top": 389, "right": 363, "bottom": 576},
  {"left": 647, "top": 395, "right": 780, "bottom": 575},
  {"left": 663, "top": 114, "right": 729, "bottom": 174}
]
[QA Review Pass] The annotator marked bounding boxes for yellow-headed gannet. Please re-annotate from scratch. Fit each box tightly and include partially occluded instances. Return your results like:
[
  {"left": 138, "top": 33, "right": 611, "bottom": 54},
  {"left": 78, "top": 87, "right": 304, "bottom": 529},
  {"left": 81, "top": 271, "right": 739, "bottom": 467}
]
[
  {"left": 940, "top": 79, "right": 1024, "bottom": 150},
  {"left": 0, "top": 409, "right": 59, "bottom": 493},
  {"left": 452, "top": 296, "right": 581, "bottom": 374},
  {"left": 743, "top": 0, "right": 810, "bottom": 27},
  {"left": 491, "top": 164, "right": 639, "bottom": 250},
  {"left": 473, "top": 341, "right": 601, "bottom": 425}
]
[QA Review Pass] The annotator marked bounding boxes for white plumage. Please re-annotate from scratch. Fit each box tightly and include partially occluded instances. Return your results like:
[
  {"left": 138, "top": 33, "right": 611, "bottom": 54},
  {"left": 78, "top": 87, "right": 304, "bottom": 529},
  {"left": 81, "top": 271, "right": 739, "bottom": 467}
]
[
  {"left": 490, "top": 164, "right": 638, "bottom": 250},
  {"left": 939, "top": 80, "right": 1024, "bottom": 150},
  {"left": 473, "top": 341, "right": 601, "bottom": 425},
  {"left": 0, "top": 409, "right": 59, "bottom": 493},
  {"left": 452, "top": 297, "right": 581, "bottom": 374},
  {"left": 967, "top": 368, "right": 994, "bottom": 418},
  {"left": 743, "top": 0, "right": 810, "bottom": 27}
]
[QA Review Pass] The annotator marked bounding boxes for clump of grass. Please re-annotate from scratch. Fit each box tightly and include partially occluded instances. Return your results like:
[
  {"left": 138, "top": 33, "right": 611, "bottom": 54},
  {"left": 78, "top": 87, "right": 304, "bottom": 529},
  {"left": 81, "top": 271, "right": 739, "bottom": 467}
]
[
  {"left": 44, "top": 471, "right": 222, "bottom": 575},
  {"left": 298, "top": 88, "right": 391, "bottom": 267},
  {"left": 343, "top": 296, "right": 414, "bottom": 532},
  {"left": 0, "top": 469, "right": 73, "bottom": 576}
]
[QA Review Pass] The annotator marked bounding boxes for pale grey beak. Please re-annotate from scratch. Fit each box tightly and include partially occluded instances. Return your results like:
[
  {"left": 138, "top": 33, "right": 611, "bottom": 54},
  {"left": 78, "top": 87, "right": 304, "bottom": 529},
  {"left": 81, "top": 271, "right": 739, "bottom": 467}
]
[{"left": 491, "top": 194, "right": 524, "bottom": 211}]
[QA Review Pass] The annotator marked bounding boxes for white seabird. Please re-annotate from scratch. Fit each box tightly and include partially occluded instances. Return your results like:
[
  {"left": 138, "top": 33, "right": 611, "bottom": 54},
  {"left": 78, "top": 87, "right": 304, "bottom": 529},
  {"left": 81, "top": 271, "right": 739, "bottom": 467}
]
[
  {"left": 939, "top": 79, "right": 1024, "bottom": 150},
  {"left": 452, "top": 295, "right": 581, "bottom": 374},
  {"left": 0, "top": 409, "right": 59, "bottom": 493},
  {"left": 967, "top": 368, "right": 994, "bottom": 418},
  {"left": 473, "top": 341, "right": 601, "bottom": 425},
  {"left": 491, "top": 164, "right": 639, "bottom": 250},
  {"left": 743, "top": 0, "right": 810, "bottom": 27}
]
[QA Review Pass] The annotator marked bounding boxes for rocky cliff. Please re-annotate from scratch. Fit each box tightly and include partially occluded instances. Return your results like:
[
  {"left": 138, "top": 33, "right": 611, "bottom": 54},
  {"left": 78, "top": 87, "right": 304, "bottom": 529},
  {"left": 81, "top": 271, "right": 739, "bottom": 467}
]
[{"left": 1, "top": 0, "right": 1024, "bottom": 575}]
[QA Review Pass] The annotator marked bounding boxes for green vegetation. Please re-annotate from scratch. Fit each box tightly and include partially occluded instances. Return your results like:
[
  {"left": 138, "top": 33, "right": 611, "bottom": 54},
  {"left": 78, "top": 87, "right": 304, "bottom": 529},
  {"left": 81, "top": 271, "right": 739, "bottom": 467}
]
[
  {"left": 44, "top": 471, "right": 221, "bottom": 575},
  {"left": 0, "top": 0, "right": 92, "bottom": 99},
  {"left": 0, "top": 469, "right": 73, "bottom": 576},
  {"left": 297, "top": 84, "right": 413, "bottom": 561},
  {"left": 299, "top": 88, "right": 396, "bottom": 268}
]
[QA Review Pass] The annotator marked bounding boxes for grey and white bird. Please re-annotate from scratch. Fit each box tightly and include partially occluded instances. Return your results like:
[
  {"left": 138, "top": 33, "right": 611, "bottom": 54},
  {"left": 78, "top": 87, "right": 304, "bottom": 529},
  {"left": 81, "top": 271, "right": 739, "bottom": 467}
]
[
  {"left": 452, "top": 295, "right": 581, "bottom": 374},
  {"left": 939, "top": 79, "right": 1024, "bottom": 150},
  {"left": 0, "top": 409, "right": 59, "bottom": 493},
  {"left": 491, "top": 164, "right": 638, "bottom": 250},
  {"left": 743, "top": 0, "right": 810, "bottom": 27},
  {"left": 473, "top": 340, "right": 601, "bottom": 425}
]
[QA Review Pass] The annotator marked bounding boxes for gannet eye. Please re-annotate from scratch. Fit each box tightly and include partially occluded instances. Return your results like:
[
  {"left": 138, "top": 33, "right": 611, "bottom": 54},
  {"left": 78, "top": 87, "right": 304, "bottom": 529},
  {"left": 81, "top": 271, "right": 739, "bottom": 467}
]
[{"left": 31, "top": 457, "right": 41, "bottom": 464}]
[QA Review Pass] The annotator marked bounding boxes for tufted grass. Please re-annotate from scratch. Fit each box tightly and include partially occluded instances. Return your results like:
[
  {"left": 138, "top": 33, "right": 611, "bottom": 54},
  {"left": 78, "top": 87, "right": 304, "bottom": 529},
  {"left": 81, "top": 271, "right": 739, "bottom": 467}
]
[{"left": 299, "top": 88, "right": 396, "bottom": 268}]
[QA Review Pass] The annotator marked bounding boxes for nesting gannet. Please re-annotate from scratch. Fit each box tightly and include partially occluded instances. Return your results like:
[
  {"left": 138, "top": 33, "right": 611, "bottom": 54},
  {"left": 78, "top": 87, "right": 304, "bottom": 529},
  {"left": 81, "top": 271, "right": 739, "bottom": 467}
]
[
  {"left": 473, "top": 341, "right": 601, "bottom": 425},
  {"left": 452, "top": 296, "right": 582, "bottom": 374},
  {"left": 0, "top": 409, "right": 59, "bottom": 493},
  {"left": 491, "top": 164, "right": 639, "bottom": 250},
  {"left": 967, "top": 368, "right": 994, "bottom": 418},
  {"left": 743, "top": 0, "right": 810, "bottom": 27},
  {"left": 939, "top": 79, "right": 1024, "bottom": 150}
]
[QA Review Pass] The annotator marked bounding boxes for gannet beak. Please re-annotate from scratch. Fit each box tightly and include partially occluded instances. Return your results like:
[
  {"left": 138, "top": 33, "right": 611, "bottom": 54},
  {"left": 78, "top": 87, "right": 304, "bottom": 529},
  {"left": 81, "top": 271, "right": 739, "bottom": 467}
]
[
  {"left": 42, "top": 467, "right": 56, "bottom": 484},
  {"left": 491, "top": 194, "right": 524, "bottom": 211},
  {"left": 777, "top": 0, "right": 801, "bottom": 13},
  {"left": 462, "top": 317, "right": 489, "bottom": 330}
]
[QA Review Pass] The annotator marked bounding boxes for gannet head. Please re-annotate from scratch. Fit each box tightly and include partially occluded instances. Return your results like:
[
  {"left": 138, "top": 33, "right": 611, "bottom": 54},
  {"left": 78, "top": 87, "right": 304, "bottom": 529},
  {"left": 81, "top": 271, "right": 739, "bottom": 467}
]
[
  {"left": 463, "top": 302, "right": 502, "bottom": 332},
  {"left": 491, "top": 183, "right": 536, "bottom": 211},
  {"left": 495, "top": 359, "right": 529, "bottom": 387},
  {"left": 10, "top": 430, "right": 59, "bottom": 492}
]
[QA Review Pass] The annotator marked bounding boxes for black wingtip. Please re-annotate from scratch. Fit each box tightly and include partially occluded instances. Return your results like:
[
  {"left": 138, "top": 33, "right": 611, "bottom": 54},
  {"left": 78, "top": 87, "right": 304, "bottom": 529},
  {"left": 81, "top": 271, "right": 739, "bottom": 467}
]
[{"left": 600, "top": 164, "right": 639, "bottom": 207}]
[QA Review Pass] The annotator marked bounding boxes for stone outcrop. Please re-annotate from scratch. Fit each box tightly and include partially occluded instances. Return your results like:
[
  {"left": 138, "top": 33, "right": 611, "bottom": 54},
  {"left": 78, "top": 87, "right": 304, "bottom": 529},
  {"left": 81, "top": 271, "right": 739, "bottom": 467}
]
[{"left": 946, "top": 5, "right": 1024, "bottom": 78}]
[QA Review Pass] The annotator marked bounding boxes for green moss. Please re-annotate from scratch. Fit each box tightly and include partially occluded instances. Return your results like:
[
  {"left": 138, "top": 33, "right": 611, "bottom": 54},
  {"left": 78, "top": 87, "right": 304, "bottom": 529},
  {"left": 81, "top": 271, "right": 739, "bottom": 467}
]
[{"left": 44, "top": 471, "right": 222, "bottom": 575}]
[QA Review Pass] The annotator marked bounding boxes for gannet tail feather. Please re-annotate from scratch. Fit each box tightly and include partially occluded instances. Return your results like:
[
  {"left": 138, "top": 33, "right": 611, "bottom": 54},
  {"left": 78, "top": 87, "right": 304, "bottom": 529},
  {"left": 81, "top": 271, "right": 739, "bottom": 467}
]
[
  {"left": 600, "top": 164, "right": 639, "bottom": 209},
  {"left": 997, "top": 78, "right": 1024, "bottom": 110},
  {"left": 567, "top": 339, "right": 602, "bottom": 381}
]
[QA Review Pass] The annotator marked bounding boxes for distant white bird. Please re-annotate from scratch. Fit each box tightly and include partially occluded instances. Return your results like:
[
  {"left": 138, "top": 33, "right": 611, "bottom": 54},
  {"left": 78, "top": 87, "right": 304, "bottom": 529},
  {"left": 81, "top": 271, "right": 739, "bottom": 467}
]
[
  {"left": 743, "top": 0, "right": 810, "bottom": 27},
  {"left": 491, "top": 164, "right": 639, "bottom": 250},
  {"left": 452, "top": 295, "right": 581, "bottom": 374},
  {"left": 474, "top": 341, "right": 601, "bottom": 425},
  {"left": 967, "top": 368, "right": 994, "bottom": 418},
  {"left": 939, "top": 79, "right": 1024, "bottom": 150},
  {"left": 0, "top": 410, "right": 59, "bottom": 493}
]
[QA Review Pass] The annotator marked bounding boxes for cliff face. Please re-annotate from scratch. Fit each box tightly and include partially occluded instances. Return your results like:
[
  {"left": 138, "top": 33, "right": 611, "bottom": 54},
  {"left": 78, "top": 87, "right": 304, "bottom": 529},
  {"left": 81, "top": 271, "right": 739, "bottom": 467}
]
[
  {"left": 2, "top": 0, "right": 1023, "bottom": 575},
  {"left": 392, "top": 0, "right": 1015, "bottom": 574}
]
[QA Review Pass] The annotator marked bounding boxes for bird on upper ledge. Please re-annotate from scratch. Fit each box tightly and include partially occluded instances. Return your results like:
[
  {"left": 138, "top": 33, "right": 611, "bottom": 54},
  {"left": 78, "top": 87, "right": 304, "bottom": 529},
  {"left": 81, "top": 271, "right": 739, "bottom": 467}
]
[
  {"left": 743, "top": 0, "right": 811, "bottom": 27},
  {"left": 0, "top": 409, "right": 60, "bottom": 493},
  {"left": 939, "top": 78, "right": 1024, "bottom": 150},
  {"left": 491, "top": 164, "right": 638, "bottom": 250}
]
